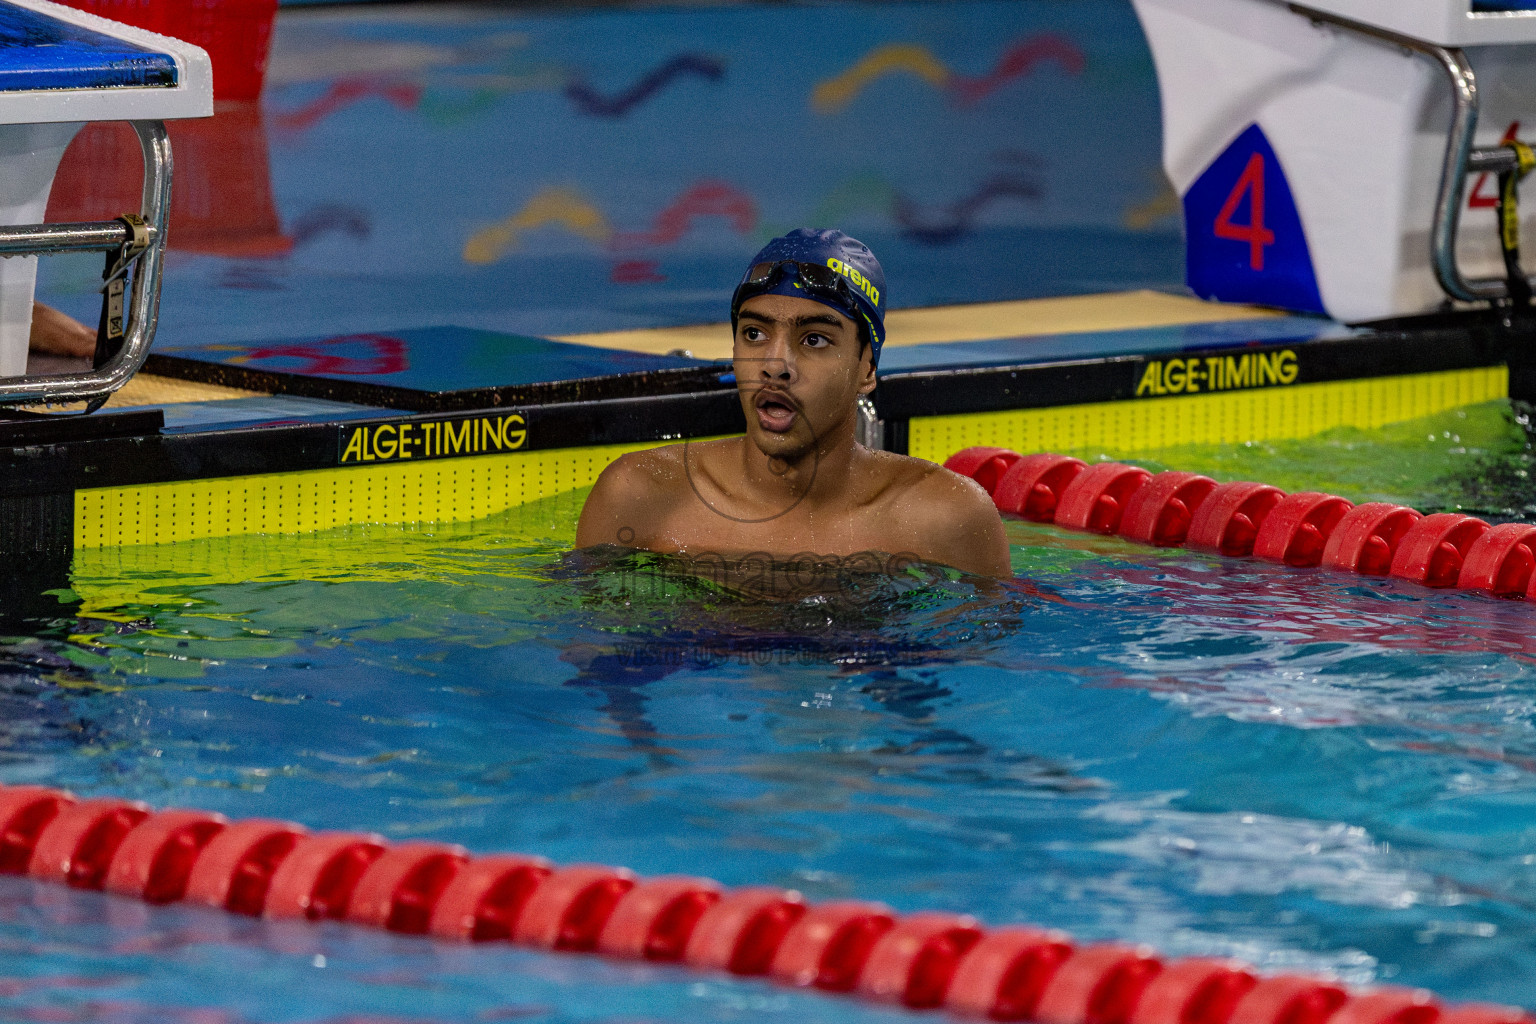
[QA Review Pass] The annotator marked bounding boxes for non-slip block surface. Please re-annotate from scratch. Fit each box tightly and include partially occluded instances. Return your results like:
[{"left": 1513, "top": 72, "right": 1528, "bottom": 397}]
[
  {"left": 150, "top": 325, "right": 721, "bottom": 411},
  {"left": 876, "top": 316, "right": 1339, "bottom": 373},
  {"left": 0, "top": 3, "right": 176, "bottom": 92}
]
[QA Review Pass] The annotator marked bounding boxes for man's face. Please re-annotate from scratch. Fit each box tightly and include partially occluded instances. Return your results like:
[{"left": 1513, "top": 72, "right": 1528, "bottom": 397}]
[{"left": 733, "top": 292, "right": 875, "bottom": 461}]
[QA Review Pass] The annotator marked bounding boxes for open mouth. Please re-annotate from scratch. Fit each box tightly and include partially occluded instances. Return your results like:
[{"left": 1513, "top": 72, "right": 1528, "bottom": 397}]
[{"left": 754, "top": 389, "right": 798, "bottom": 433}]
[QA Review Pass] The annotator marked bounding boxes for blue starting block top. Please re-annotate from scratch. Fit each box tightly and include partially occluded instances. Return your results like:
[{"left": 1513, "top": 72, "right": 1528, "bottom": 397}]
[
  {"left": 151, "top": 325, "right": 721, "bottom": 411},
  {"left": 0, "top": 3, "right": 176, "bottom": 92},
  {"left": 877, "top": 316, "right": 1344, "bottom": 374},
  {"left": 163, "top": 326, "right": 710, "bottom": 392}
]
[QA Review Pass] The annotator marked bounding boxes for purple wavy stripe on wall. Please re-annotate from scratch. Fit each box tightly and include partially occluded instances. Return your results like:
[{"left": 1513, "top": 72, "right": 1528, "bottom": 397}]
[
  {"left": 290, "top": 204, "right": 371, "bottom": 247},
  {"left": 894, "top": 173, "right": 1042, "bottom": 245},
  {"left": 564, "top": 54, "right": 726, "bottom": 117}
]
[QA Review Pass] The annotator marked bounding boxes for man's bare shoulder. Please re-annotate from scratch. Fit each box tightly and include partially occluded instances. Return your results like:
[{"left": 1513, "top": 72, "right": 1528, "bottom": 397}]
[
  {"left": 599, "top": 444, "right": 683, "bottom": 488},
  {"left": 577, "top": 447, "right": 671, "bottom": 547},
  {"left": 859, "top": 450, "right": 1011, "bottom": 576},
  {"left": 574, "top": 439, "right": 735, "bottom": 548},
  {"left": 597, "top": 438, "right": 742, "bottom": 488},
  {"left": 857, "top": 449, "right": 985, "bottom": 502}
]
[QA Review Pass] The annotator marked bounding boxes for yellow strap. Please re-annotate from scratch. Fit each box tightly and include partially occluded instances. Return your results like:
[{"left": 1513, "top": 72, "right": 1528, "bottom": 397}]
[
  {"left": 1508, "top": 139, "right": 1536, "bottom": 177},
  {"left": 1500, "top": 141, "right": 1534, "bottom": 253}
]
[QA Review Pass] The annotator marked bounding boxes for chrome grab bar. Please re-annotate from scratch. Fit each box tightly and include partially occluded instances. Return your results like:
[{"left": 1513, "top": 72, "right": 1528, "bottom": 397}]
[
  {"left": 1467, "top": 147, "right": 1525, "bottom": 175},
  {"left": 0, "top": 120, "right": 170, "bottom": 408},
  {"left": 0, "top": 220, "right": 158, "bottom": 257},
  {"left": 1290, "top": 4, "right": 1531, "bottom": 305}
]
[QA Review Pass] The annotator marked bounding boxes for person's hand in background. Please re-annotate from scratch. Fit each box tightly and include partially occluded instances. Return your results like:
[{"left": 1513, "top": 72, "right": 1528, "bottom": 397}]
[{"left": 28, "top": 302, "right": 94, "bottom": 359}]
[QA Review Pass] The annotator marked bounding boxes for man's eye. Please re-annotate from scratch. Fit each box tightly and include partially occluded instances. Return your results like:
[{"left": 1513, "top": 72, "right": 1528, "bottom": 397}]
[
  {"left": 803, "top": 334, "right": 829, "bottom": 348},
  {"left": 742, "top": 327, "right": 764, "bottom": 341}
]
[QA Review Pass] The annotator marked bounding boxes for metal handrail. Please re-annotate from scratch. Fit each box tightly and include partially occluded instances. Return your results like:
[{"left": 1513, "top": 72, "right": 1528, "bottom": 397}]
[
  {"left": 1290, "top": 3, "right": 1529, "bottom": 304},
  {"left": 0, "top": 120, "right": 170, "bottom": 407},
  {"left": 0, "top": 220, "right": 158, "bottom": 258}
]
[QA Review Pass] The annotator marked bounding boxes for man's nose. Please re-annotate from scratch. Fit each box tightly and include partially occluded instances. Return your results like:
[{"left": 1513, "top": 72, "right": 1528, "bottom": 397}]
[{"left": 759, "top": 336, "right": 796, "bottom": 381}]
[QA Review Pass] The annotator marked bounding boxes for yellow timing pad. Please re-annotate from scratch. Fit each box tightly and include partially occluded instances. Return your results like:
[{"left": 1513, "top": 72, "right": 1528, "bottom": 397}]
[
  {"left": 75, "top": 441, "right": 661, "bottom": 549},
  {"left": 908, "top": 365, "right": 1507, "bottom": 463},
  {"left": 77, "top": 365, "right": 1506, "bottom": 549}
]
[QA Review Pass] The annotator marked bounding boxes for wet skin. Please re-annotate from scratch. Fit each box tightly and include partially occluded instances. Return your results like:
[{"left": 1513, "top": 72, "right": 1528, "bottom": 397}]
[{"left": 575, "top": 293, "right": 1012, "bottom": 578}]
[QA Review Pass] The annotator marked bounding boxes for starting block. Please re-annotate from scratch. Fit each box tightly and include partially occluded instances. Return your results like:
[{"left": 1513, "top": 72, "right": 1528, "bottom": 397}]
[
  {"left": 0, "top": 0, "right": 209, "bottom": 402},
  {"left": 1134, "top": 0, "right": 1536, "bottom": 322}
]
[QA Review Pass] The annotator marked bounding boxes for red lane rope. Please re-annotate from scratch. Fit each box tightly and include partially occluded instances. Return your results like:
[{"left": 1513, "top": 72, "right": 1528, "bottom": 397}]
[
  {"left": 0, "top": 784, "right": 1528, "bottom": 1022},
  {"left": 945, "top": 448, "right": 1536, "bottom": 600}
]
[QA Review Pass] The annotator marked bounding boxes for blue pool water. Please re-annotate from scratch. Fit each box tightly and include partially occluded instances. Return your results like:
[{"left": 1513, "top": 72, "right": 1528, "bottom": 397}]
[
  {"left": 10, "top": 0, "right": 1536, "bottom": 1015},
  {"left": 3, "top": 467, "right": 1535, "bottom": 1020}
]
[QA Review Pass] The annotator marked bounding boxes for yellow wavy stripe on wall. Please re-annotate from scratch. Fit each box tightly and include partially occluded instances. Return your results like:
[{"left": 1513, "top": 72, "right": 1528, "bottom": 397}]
[
  {"left": 463, "top": 187, "right": 612, "bottom": 265},
  {"left": 811, "top": 44, "right": 951, "bottom": 113}
]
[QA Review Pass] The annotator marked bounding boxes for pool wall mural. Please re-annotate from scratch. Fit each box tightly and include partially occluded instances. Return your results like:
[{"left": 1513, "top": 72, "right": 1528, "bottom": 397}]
[{"left": 37, "top": 0, "right": 1182, "bottom": 347}]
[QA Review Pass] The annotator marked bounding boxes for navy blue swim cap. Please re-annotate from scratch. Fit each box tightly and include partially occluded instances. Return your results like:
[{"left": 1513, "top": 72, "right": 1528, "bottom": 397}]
[{"left": 731, "top": 228, "right": 887, "bottom": 367}]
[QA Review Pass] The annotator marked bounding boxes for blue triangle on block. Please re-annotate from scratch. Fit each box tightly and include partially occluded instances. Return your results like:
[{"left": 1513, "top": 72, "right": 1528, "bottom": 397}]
[{"left": 1183, "top": 123, "right": 1326, "bottom": 316}]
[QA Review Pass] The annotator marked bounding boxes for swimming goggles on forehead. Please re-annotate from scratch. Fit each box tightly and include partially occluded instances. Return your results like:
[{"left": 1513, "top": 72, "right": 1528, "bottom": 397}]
[{"left": 732, "top": 260, "right": 858, "bottom": 316}]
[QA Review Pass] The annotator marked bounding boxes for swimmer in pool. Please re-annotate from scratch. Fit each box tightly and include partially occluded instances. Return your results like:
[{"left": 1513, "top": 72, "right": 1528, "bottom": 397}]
[{"left": 576, "top": 229, "right": 1011, "bottom": 578}]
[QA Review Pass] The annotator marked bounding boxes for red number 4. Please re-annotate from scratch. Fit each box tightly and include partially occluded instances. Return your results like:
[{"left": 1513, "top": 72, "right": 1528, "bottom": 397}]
[{"left": 1214, "top": 153, "right": 1275, "bottom": 271}]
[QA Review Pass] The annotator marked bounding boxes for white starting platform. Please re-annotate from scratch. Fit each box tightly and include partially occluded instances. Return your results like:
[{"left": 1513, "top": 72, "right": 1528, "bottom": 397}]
[
  {"left": 0, "top": 0, "right": 208, "bottom": 401},
  {"left": 1134, "top": 0, "right": 1536, "bottom": 322}
]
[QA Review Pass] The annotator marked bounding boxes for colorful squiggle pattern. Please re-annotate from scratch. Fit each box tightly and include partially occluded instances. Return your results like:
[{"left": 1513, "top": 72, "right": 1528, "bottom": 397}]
[
  {"left": 463, "top": 187, "right": 612, "bottom": 265},
  {"left": 290, "top": 204, "right": 371, "bottom": 247},
  {"left": 811, "top": 34, "right": 1085, "bottom": 113},
  {"left": 466, "top": 181, "right": 756, "bottom": 266},
  {"left": 895, "top": 173, "right": 1042, "bottom": 245},
  {"left": 272, "top": 79, "right": 423, "bottom": 133},
  {"left": 231, "top": 334, "right": 409, "bottom": 376},
  {"left": 811, "top": 44, "right": 948, "bottom": 113},
  {"left": 950, "top": 36, "right": 1086, "bottom": 106},
  {"left": 611, "top": 259, "right": 666, "bottom": 284},
  {"left": 609, "top": 180, "right": 756, "bottom": 249},
  {"left": 776, "top": 156, "right": 1045, "bottom": 247},
  {"left": 564, "top": 54, "right": 726, "bottom": 118},
  {"left": 465, "top": 162, "right": 1041, "bottom": 276},
  {"left": 274, "top": 52, "right": 727, "bottom": 133}
]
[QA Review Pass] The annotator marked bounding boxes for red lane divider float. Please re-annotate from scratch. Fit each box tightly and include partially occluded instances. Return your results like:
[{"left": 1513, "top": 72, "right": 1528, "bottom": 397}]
[
  {"left": 1391, "top": 514, "right": 1489, "bottom": 588},
  {"left": 1055, "top": 463, "right": 1153, "bottom": 535},
  {"left": 1459, "top": 523, "right": 1536, "bottom": 597},
  {"left": 994, "top": 453, "right": 1086, "bottom": 522},
  {"left": 1187, "top": 481, "right": 1286, "bottom": 559},
  {"left": 1322, "top": 503, "right": 1423, "bottom": 576},
  {"left": 947, "top": 447, "right": 1026, "bottom": 498},
  {"left": 1253, "top": 493, "right": 1353, "bottom": 568},
  {"left": 944, "top": 448, "right": 1536, "bottom": 603},
  {"left": 1120, "top": 472, "right": 1217, "bottom": 547},
  {"left": 0, "top": 784, "right": 1528, "bottom": 1024}
]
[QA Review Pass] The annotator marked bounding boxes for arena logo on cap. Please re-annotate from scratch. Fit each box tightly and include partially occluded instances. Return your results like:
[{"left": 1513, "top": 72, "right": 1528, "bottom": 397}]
[{"left": 826, "top": 258, "right": 880, "bottom": 306}]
